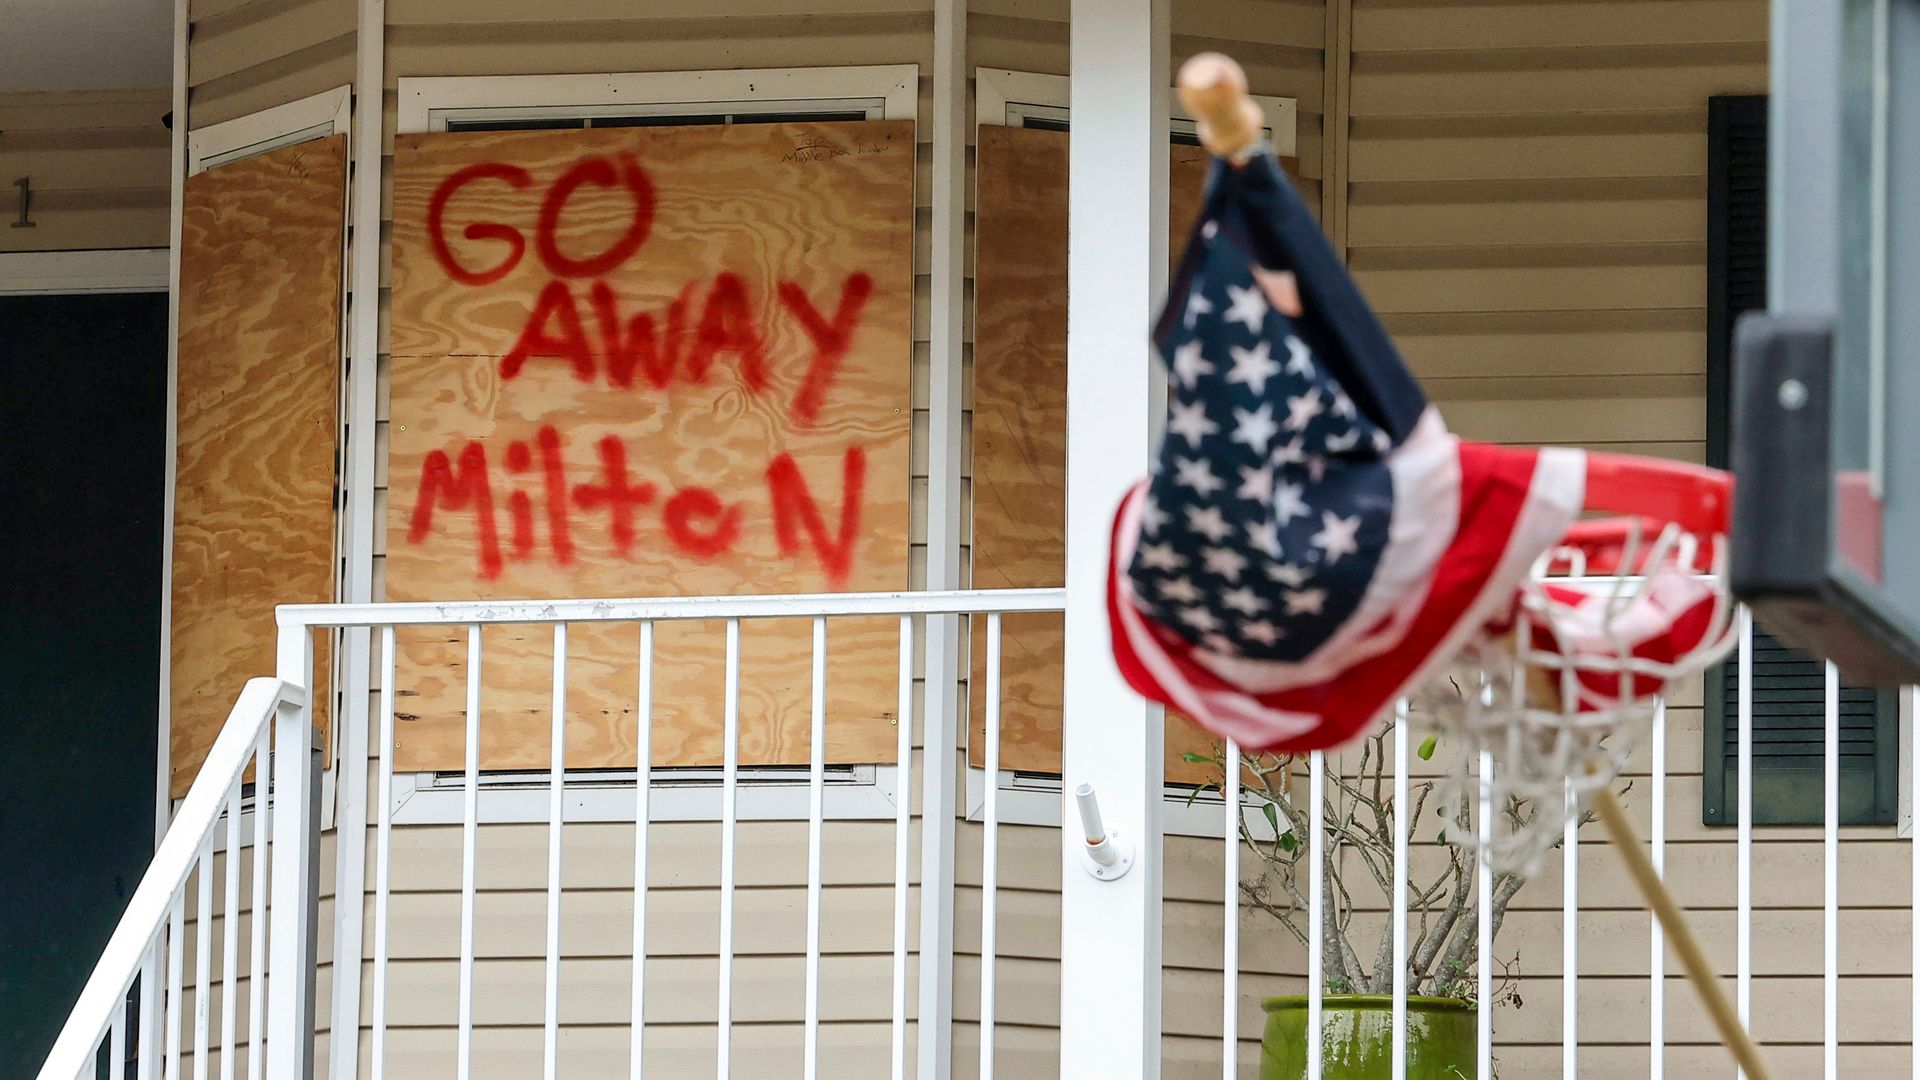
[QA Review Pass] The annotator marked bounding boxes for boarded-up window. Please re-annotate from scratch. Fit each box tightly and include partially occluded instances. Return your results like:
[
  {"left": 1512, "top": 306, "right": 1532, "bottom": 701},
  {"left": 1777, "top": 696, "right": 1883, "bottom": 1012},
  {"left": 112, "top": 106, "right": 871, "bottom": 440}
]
[
  {"left": 969, "top": 124, "right": 1301, "bottom": 782},
  {"left": 170, "top": 135, "right": 345, "bottom": 796},
  {"left": 386, "top": 122, "right": 915, "bottom": 772}
]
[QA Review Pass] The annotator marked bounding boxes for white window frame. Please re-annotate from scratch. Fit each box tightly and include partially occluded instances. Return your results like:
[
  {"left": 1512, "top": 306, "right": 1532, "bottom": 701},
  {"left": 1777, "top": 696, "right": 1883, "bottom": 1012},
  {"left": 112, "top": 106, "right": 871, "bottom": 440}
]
[
  {"left": 975, "top": 67, "right": 1297, "bottom": 157},
  {"left": 0, "top": 249, "right": 169, "bottom": 295},
  {"left": 187, "top": 85, "right": 351, "bottom": 175},
  {"left": 966, "top": 68, "right": 1294, "bottom": 839},
  {"left": 387, "top": 66, "right": 920, "bottom": 827},
  {"left": 171, "top": 86, "right": 355, "bottom": 830}
]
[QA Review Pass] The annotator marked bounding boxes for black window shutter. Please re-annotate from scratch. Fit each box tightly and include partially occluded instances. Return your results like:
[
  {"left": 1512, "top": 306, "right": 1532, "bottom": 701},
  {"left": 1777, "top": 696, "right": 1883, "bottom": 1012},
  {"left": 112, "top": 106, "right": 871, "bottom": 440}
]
[{"left": 1701, "top": 95, "right": 1899, "bottom": 826}]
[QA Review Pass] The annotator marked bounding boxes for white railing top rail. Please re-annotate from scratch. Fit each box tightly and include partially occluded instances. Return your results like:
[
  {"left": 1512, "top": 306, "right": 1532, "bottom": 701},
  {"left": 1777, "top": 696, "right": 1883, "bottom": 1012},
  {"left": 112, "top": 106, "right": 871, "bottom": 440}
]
[
  {"left": 37, "top": 677, "right": 304, "bottom": 1080},
  {"left": 274, "top": 587, "right": 1069, "bottom": 628}
]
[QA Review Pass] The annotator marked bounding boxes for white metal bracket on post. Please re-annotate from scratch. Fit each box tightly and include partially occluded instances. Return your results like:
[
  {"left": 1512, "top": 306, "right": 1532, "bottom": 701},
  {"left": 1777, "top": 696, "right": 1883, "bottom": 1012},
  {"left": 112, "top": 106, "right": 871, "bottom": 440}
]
[
  {"left": 1075, "top": 783, "right": 1136, "bottom": 881},
  {"left": 1060, "top": 2, "right": 1169, "bottom": 1076}
]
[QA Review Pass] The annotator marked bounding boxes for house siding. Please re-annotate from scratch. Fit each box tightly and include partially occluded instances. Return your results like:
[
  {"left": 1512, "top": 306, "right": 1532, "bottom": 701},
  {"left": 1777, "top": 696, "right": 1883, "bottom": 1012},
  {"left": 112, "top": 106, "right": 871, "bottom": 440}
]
[
  {"left": 187, "top": 0, "right": 356, "bottom": 130},
  {"left": 0, "top": 90, "right": 171, "bottom": 252}
]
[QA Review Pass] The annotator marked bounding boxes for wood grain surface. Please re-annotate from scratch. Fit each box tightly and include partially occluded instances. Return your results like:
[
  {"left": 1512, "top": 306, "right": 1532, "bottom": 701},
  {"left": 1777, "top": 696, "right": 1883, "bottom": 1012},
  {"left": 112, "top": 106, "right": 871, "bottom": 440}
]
[
  {"left": 969, "top": 126, "right": 1300, "bottom": 782},
  {"left": 387, "top": 122, "right": 914, "bottom": 771},
  {"left": 171, "top": 134, "right": 344, "bottom": 796}
]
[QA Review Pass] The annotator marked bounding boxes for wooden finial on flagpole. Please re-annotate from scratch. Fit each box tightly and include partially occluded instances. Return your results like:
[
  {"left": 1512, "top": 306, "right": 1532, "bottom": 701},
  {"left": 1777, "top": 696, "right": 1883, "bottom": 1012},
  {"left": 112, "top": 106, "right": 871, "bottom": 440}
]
[{"left": 1177, "top": 52, "right": 1264, "bottom": 163}]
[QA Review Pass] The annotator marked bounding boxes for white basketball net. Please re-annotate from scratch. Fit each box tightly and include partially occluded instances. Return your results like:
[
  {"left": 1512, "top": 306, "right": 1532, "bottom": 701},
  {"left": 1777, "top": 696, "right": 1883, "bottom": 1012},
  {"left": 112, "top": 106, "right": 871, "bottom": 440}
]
[{"left": 1418, "top": 519, "right": 1740, "bottom": 874}]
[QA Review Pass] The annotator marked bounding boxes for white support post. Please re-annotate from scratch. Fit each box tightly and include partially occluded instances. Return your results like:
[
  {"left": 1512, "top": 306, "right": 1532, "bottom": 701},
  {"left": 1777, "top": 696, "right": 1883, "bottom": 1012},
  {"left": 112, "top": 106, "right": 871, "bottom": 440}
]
[
  {"left": 1061, "top": 2, "right": 1169, "bottom": 1076},
  {"left": 269, "top": 624, "right": 322, "bottom": 1080},
  {"left": 157, "top": 0, "right": 189, "bottom": 849},
  {"left": 916, "top": 2, "right": 967, "bottom": 1076},
  {"left": 329, "top": 2, "right": 386, "bottom": 1073}
]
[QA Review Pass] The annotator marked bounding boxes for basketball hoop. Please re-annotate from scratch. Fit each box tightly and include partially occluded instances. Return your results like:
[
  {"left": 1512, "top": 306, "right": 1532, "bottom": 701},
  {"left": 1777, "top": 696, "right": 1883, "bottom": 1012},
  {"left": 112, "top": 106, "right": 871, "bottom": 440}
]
[{"left": 1414, "top": 453, "right": 1739, "bottom": 873}]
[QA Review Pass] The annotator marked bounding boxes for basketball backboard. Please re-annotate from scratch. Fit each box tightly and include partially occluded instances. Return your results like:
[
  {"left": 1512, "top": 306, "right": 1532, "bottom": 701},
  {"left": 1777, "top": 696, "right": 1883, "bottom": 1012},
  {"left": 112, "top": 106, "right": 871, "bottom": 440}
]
[{"left": 1730, "top": 0, "right": 1920, "bottom": 685}]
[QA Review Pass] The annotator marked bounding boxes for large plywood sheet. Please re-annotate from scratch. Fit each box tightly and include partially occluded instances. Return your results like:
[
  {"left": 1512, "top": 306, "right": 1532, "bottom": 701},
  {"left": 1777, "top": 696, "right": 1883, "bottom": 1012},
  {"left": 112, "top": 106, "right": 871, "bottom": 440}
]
[
  {"left": 387, "top": 123, "right": 915, "bottom": 771},
  {"left": 171, "top": 135, "right": 344, "bottom": 796},
  {"left": 970, "top": 127, "right": 1299, "bottom": 781}
]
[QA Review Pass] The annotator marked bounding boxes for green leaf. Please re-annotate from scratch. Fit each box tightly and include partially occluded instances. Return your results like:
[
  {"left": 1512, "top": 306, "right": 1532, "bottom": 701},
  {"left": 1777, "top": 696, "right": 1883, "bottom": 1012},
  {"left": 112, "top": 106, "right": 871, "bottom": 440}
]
[
  {"left": 1181, "top": 752, "right": 1213, "bottom": 764},
  {"left": 1436, "top": 830, "right": 1447, "bottom": 845},
  {"left": 1417, "top": 734, "right": 1439, "bottom": 761},
  {"left": 1262, "top": 803, "right": 1280, "bottom": 836},
  {"left": 1278, "top": 830, "right": 1297, "bottom": 853}
]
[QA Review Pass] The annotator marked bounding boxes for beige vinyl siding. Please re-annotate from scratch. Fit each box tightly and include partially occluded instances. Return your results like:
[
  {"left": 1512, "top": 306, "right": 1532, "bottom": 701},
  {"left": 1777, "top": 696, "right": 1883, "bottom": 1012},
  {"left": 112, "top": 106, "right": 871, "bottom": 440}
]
[
  {"left": 0, "top": 90, "right": 171, "bottom": 252},
  {"left": 188, "top": 0, "right": 356, "bottom": 129},
  {"left": 1347, "top": 0, "right": 1768, "bottom": 463}
]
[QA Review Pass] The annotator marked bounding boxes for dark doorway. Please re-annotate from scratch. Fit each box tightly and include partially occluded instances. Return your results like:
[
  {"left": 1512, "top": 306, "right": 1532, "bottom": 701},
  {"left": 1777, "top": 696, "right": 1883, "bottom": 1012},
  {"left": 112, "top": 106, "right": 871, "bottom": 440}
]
[{"left": 1, "top": 290, "right": 168, "bottom": 1076}]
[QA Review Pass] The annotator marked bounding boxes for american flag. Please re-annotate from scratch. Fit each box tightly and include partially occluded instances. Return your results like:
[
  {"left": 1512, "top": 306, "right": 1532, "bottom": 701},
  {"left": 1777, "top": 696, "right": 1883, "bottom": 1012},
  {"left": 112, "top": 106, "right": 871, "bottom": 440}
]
[{"left": 1108, "top": 146, "right": 1589, "bottom": 753}]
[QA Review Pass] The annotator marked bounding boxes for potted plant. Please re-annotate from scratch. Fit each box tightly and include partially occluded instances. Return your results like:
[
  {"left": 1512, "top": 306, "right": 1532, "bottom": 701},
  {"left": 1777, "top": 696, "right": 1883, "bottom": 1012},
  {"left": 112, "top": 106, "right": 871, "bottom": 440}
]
[{"left": 1186, "top": 712, "right": 1613, "bottom": 1079}]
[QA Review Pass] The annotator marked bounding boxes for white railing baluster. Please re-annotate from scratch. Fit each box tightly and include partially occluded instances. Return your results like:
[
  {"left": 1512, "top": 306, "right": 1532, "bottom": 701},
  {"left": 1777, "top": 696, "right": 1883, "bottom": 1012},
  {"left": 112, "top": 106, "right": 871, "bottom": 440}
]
[
  {"left": 110, "top": 983, "right": 127, "bottom": 1080},
  {"left": 140, "top": 939, "right": 159, "bottom": 1080},
  {"left": 1392, "top": 701, "right": 1409, "bottom": 1080},
  {"left": 1563, "top": 778, "right": 1577, "bottom": 1080},
  {"left": 545, "top": 624, "right": 567, "bottom": 1080},
  {"left": 891, "top": 615, "right": 914, "bottom": 1080},
  {"left": 631, "top": 621, "right": 653, "bottom": 1080},
  {"left": 194, "top": 841, "right": 212, "bottom": 1080},
  {"left": 1824, "top": 661, "right": 1839, "bottom": 1080},
  {"left": 220, "top": 779, "right": 241, "bottom": 1080},
  {"left": 371, "top": 625, "right": 396, "bottom": 1080},
  {"left": 166, "top": 892, "right": 184, "bottom": 1080},
  {"left": 1737, "top": 609, "right": 1753, "bottom": 1080},
  {"left": 981, "top": 613, "right": 1002, "bottom": 1080},
  {"left": 458, "top": 625, "right": 481, "bottom": 1080},
  {"left": 718, "top": 619, "right": 741, "bottom": 1080},
  {"left": 1477, "top": 751, "right": 1492, "bottom": 1080},
  {"left": 246, "top": 730, "right": 268, "bottom": 1080},
  {"left": 804, "top": 618, "right": 827, "bottom": 1080},
  {"left": 1651, "top": 697, "right": 1667, "bottom": 1080},
  {"left": 1308, "top": 751, "right": 1325, "bottom": 1080},
  {"left": 1223, "top": 735, "right": 1240, "bottom": 1080}
]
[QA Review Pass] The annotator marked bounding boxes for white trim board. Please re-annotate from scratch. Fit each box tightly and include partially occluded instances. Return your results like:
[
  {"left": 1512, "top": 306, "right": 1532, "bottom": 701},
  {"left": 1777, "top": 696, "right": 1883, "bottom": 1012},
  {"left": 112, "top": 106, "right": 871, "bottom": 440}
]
[
  {"left": 0, "top": 249, "right": 169, "bottom": 294},
  {"left": 380, "top": 65, "right": 922, "bottom": 825},
  {"left": 187, "top": 85, "right": 352, "bottom": 174},
  {"left": 397, "top": 66, "right": 918, "bottom": 133},
  {"left": 974, "top": 67, "right": 1297, "bottom": 156},
  {"left": 387, "top": 765, "right": 903, "bottom": 825}
]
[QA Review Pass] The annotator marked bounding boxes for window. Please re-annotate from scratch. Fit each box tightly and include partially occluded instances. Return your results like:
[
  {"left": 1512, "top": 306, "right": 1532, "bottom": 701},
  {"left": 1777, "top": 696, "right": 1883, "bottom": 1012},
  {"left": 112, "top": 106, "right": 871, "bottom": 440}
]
[
  {"left": 176, "top": 87, "right": 355, "bottom": 826},
  {"left": 1701, "top": 94, "right": 1900, "bottom": 827},
  {"left": 967, "top": 69, "right": 1295, "bottom": 838},
  {"left": 386, "top": 67, "right": 918, "bottom": 826}
]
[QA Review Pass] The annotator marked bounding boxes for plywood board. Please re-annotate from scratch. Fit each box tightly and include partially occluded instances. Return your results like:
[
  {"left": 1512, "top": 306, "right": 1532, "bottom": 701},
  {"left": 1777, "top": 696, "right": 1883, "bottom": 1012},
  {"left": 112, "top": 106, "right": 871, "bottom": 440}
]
[
  {"left": 171, "top": 135, "right": 344, "bottom": 796},
  {"left": 387, "top": 123, "right": 915, "bottom": 771},
  {"left": 969, "top": 126, "right": 1300, "bottom": 781}
]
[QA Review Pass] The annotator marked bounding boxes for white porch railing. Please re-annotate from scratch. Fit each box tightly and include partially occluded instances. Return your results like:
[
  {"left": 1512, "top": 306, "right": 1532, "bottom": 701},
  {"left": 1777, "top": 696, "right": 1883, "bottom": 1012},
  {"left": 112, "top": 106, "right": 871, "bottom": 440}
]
[{"left": 37, "top": 587, "right": 1917, "bottom": 1078}]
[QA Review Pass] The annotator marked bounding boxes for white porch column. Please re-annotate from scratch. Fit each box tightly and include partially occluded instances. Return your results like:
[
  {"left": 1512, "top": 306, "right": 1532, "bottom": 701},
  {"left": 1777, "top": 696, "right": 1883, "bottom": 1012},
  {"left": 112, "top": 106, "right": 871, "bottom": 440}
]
[
  {"left": 917, "top": 0, "right": 966, "bottom": 1076},
  {"left": 1061, "top": 3, "right": 1169, "bottom": 1077}
]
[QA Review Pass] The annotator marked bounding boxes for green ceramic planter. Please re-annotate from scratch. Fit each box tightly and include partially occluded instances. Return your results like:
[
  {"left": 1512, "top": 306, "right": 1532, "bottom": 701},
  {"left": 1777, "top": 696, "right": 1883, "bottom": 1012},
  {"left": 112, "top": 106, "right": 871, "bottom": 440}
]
[{"left": 1260, "top": 995, "right": 1476, "bottom": 1079}]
